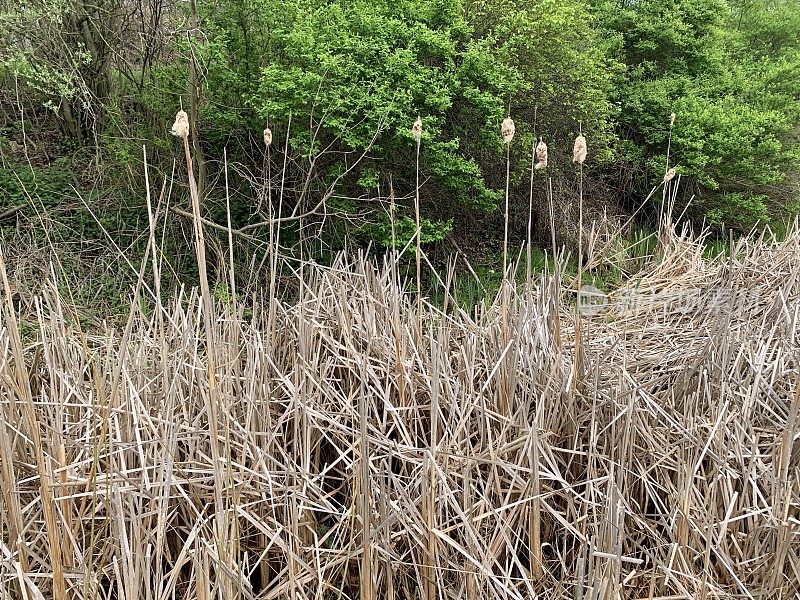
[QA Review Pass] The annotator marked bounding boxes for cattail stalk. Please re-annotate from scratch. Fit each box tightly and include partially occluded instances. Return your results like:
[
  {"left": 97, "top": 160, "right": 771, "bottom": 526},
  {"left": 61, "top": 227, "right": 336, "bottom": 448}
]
[
  {"left": 413, "top": 117, "right": 434, "bottom": 600},
  {"left": 526, "top": 107, "right": 538, "bottom": 284},
  {"left": 501, "top": 116, "right": 515, "bottom": 279},
  {"left": 573, "top": 129, "right": 587, "bottom": 408},
  {"left": 526, "top": 139, "right": 535, "bottom": 283},
  {"left": 413, "top": 116, "right": 423, "bottom": 317},
  {"left": 662, "top": 113, "right": 677, "bottom": 213},
  {"left": 171, "top": 108, "right": 233, "bottom": 598},
  {"left": 574, "top": 129, "right": 587, "bottom": 284}
]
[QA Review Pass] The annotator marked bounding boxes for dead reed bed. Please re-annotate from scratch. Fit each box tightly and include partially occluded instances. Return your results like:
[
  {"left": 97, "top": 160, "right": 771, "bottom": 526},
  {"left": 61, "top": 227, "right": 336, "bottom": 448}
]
[{"left": 1, "top": 224, "right": 799, "bottom": 600}]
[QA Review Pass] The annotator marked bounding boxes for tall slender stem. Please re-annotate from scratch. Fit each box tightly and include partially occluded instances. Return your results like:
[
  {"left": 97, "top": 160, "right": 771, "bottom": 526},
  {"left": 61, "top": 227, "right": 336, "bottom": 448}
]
[
  {"left": 415, "top": 138, "right": 422, "bottom": 317},
  {"left": 527, "top": 140, "right": 535, "bottom": 284},
  {"left": 503, "top": 142, "right": 511, "bottom": 279}
]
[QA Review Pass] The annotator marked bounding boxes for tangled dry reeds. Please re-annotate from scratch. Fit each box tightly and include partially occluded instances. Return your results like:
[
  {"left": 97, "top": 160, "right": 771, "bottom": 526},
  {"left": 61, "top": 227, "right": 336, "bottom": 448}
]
[{"left": 0, "top": 223, "right": 799, "bottom": 599}]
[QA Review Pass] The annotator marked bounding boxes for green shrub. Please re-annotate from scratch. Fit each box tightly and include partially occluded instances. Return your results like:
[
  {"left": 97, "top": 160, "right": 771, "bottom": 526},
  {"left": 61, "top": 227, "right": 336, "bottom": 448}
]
[{"left": 599, "top": 0, "right": 800, "bottom": 229}]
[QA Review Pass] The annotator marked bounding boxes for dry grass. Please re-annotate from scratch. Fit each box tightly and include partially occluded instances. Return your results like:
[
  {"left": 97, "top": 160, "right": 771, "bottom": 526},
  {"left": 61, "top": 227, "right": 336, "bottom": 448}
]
[{"left": 1, "top": 221, "right": 799, "bottom": 600}]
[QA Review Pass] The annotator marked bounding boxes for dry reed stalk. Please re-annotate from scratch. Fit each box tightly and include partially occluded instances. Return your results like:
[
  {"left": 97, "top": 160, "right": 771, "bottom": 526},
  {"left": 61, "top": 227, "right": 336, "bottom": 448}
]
[
  {"left": 547, "top": 177, "right": 562, "bottom": 351},
  {"left": 171, "top": 109, "right": 233, "bottom": 597},
  {"left": 500, "top": 116, "right": 515, "bottom": 412},
  {"left": 413, "top": 116, "right": 423, "bottom": 320},
  {"left": 359, "top": 339, "right": 374, "bottom": 600},
  {"left": 526, "top": 106, "right": 539, "bottom": 285},
  {"left": 0, "top": 313, "right": 30, "bottom": 596},
  {"left": 662, "top": 113, "right": 677, "bottom": 212},
  {"left": 526, "top": 139, "right": 536, "bottom": 284},
  {"left": 573, "top": 131, "right": 587, "bottom": 402},
  {"left": 501, "top": 116, "right": 515, "bottom": 278}
]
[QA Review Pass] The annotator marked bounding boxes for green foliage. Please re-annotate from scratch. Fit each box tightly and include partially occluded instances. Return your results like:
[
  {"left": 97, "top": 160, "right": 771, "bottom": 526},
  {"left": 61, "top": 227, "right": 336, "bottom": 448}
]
[
  {"left": 196, "top": 0, "right": 619, "bottom": 240},
  {"left": 599, "top": 0, "right": 800, "bottom": 229},
  {"left": 0, "top": 159, "right": 73, "bottom": 212},
  {"left": 705, "top": 193, "right": 771, "bottom": 229},
  {"left": 364, "top": 215, "right": 454, "bottom": 248},
  {"left": 0, "top": 1, "right": 88, "bottom": 104},
  {"left": 466, "top": 0, "right": 622, "bottom": 160},
  {"left": 238, "top": 0, "right": 512, "bottom": 211}
]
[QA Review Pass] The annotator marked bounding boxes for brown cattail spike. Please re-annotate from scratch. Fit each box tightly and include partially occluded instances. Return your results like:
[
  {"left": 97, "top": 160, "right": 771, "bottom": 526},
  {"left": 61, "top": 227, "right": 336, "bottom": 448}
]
[
  {"left": 501, "top": 117, "right": 515, "bottom": 144},
  {"left": 170, "top": 110, "right": 189, "bottom": 139},
  {"left": 534, "top": 138, "right": 548, "bottom": 170},
  {"left": 263, "top": 127, "right": 272, "bottom": 148},
  {"left": 573, "top": 134, "right": 587, "bottom": 165},
  {"left": 412, "top": 116, "right": 422, "bottom": 143}
]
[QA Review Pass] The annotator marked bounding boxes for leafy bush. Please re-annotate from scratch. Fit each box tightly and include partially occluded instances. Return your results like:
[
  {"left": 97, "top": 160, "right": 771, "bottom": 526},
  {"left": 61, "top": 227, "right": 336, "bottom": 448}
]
[
  {"left": 600, "top": 0, "right": 800, "bottom": 229},
  {"left": 195, "top": 0, "right": 619, "bottom": 242}
]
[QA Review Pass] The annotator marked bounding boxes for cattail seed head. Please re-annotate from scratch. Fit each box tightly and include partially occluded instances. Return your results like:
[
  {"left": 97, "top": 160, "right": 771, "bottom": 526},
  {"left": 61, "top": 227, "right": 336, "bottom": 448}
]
[
  {"left": 534, "top": 138, "right": 548, "bottom": 170},
  {"left": 573, "top": 134, "right": 587, "bottom": 165},
  {"left": 412, "top": 116, "right": 422, "bottom": 143},
  {"left": 501, "top": 117, "right": 515, "bottom": 144},
  {"left": 664, "top": 167, "right": 677, "bottom": 183},
  {"left": 670, "top": 113, "right": 676, "bottom": 127},
  {"left": 263, "top": 127, "right": 272, "bottom": 148},
  {"left": 170, "top": 110, "right": 189, "bottom": 138}
]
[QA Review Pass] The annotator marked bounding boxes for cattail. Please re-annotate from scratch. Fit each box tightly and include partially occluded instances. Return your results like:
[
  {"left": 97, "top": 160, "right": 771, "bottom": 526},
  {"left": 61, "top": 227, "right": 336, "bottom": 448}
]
[
  {"left": 412, "top": 116, "right": 422, "bottom": 143},
  {"left": 263, "top": 127, "right": 272, "bottom": 148},
  {"left": 670, "top": 113, "right": 676, "bottom": 127},
  {"left": 534, "top": 138, "right": 548, "bottom": 170},
  {"left": 664, "top": 167, "right": 677, "bottom": 183},
  {"left": 170, "top": 109, "right": 189, "bottom": 138},
  {"left": 501, "top": 117, "right": 515, "bottom": 144},
  {"left": 573, "top": 134, "right": 587, "bottom": 165}
]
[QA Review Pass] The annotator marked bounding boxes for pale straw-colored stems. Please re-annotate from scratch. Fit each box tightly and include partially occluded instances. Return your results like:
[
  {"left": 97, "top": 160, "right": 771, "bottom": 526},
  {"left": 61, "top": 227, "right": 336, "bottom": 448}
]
[
  {"left": 170, "top": 108, "right": 234, "bottom": 598},
  {"left": 573, "top": 130, "right": 587, "bottom": 396},
  {"left": 499, "top": 116, "right": 515, "bottom": 418},
  {"left": 501, "top": 116, "right": 515, "bottom": 280},
  {"left": 0, "top": 254, "right": 67, "bottom": 600},
  {"left": 662, "top": 112, "right": 677, "bottom": 209},
  {"left": 4, "top": 227, "right": 800, "bottom": 598},
  {"left": 412, "top": 116, "right": 423, "bottom": 318}
]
